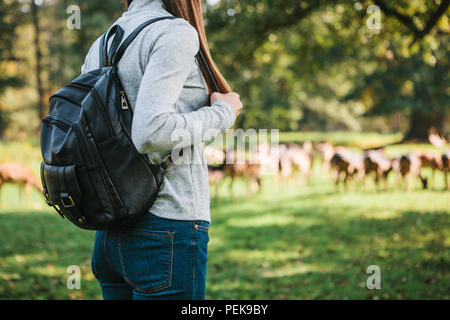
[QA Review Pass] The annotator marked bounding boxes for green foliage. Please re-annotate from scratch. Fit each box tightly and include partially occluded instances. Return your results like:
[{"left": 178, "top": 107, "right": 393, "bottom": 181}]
[
  {"left": 0, "top": 0, "right": 448, "bottom": 137},
  {"left": 0, "top": 0, "right": 24, "bottom": 93},
  {"left": 205, "top": 0, "right": 449, "bottom": 133}
]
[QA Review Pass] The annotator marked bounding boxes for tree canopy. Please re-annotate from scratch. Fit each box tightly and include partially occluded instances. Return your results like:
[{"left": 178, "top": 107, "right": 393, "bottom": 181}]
[{"left": 0, "top": 0, "right": 448, "bottom": 140}]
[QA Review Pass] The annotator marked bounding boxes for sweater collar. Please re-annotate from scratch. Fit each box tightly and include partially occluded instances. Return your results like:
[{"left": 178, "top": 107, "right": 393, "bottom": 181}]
[{"left": 128, "top": 0, "right": 165, "bottom": 12}]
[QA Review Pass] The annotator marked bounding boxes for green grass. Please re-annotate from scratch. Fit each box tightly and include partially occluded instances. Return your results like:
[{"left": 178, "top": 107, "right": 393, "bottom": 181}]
[
  {"left": 208, "top": 173, "right": 449, "bottom": 299},
  {"left": 0, "top": 137, "right": 449, "bottom": 299}
]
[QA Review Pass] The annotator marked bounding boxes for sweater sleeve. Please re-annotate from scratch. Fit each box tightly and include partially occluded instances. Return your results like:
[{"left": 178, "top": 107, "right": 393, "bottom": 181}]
[{"left": 131, "top": 20, "right": 236, "bottom": 155}]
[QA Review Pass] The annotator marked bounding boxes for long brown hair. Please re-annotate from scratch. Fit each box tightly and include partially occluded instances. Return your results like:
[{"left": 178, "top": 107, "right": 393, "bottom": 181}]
[{"left": 123, "top": 0, "right": 230, "bottom": 94}]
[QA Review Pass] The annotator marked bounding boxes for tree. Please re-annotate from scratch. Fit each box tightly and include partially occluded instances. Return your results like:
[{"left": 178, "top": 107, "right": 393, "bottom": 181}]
[
  {"left": 344, "top": 1, "right": 450, "bottom": 140},
  {"left": 2, "top": 0, "right": 448, "bottom": 137},
  {"left": 31, "top": 0, "right": 46, "bottom": 121},
  {"left": 205, "top": 0, "right": 449, "bottom": 137},
  {"left": 0, "top": 0, "right": 25, "bottom": 138}
]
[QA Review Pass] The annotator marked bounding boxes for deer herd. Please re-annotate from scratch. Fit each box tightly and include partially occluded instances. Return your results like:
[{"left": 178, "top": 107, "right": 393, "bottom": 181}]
[
  {"left": 0, "top": 141, "right": 448, "bottom": 207},
  {"left": 206, "top": 141, "right": 450, "bottom": 202}
]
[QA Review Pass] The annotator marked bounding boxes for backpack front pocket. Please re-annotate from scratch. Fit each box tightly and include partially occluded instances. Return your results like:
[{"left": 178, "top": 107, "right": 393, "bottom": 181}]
[{"left": 40, "top": 162, "right": 86, "bottom": 225}]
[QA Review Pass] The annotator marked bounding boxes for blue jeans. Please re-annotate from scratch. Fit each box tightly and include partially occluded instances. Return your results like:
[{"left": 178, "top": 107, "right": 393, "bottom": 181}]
[{"left": 91, "top": 214, "right": 210, "bottom": 300}]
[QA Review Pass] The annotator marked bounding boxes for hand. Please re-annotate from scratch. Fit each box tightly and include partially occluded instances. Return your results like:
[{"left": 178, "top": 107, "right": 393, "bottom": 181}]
[{"left": 211, "top": 92, "right": 243, "bottom": 117}]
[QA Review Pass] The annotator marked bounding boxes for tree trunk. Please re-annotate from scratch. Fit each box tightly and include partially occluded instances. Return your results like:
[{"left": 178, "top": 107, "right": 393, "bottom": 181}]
[
  {"left": 31, "top": 2, "right": 45, "bottom": 121},
  {"left": 404, "top": 110, "right": 445, "bottom": 142}
]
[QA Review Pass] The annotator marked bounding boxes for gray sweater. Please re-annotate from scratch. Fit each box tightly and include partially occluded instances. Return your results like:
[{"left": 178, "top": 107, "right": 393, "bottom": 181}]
[{"left": 81, "top": 0, "right": 236, "bottom": 222}]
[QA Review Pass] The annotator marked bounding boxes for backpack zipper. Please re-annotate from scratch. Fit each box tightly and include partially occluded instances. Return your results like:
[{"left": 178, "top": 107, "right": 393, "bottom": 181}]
[
  {"left": 73, "top": 122, "right": 97, "bottom": 168},
  {"left": 68, "top": 83, "right": 91, "bottom": 93},
  {"left": 43, "top": 114, "right": 71, "bottom": 131},
  {"left": 120, "top": 90, "right": 129, "bottom": 110},
  {"left": 91, "top": 88, "right": 115, "bottom": 136},
  {"left": 72, "top": 121, "right": 118, "bottom": 217},
  {"left": 50, "top": 83, "right": 91, "bottom": 103}
]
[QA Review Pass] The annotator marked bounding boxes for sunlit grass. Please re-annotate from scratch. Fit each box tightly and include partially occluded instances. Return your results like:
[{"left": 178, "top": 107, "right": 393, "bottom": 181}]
[{"left": 279, "top": 131, "right": 404, "bottom": 149}]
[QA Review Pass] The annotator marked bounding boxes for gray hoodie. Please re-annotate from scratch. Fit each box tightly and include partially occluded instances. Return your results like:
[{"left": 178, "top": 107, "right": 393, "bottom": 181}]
[{"left": 81, "top": 0, "right": 236, "bottom": 222}]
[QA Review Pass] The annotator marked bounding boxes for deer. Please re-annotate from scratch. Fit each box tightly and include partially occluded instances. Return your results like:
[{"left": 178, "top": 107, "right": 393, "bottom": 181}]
[
  {"left": 428, "top": 127, "right": 447, "bottom": 148},
  {"left": 224, "top": 161, "right": 262, "bottom": 202},
  {"left": 442, "top": 151, "right": 450, "bottom": 190},
  {"left": 253, "top": 142, "right": 280, "bottom": 177},
  {"left": 205, "top": 146, "right": 226, "bottom": 203},
  {"left": 330, "top": 148, "right": 365, "bottom": 189},
  {"left": 302, "top": 141, "right": 315, "bottom": 164},
  {"left": 288, "top": 143, "right": 313, "bottom": 185},
  {"left": 315, "top": 141, "right": 344, "bottom": 180},
  {"left": 208, "top": 163, "right": 226, "bottom": 204},
  {"left": 418, "top": 151, "right": 443, "bottom": 189},
  {"left": 0, "top": 163, "right": 43, "bottom": 207},
  {"left": 206, "top": 147, "right": 262, "bottom": 202},
  {"left": 391, "top": 153, "right": 427, "bottom": 192},
  {"left": 363, "top": 148, "right": 393, "bottom": 190}
]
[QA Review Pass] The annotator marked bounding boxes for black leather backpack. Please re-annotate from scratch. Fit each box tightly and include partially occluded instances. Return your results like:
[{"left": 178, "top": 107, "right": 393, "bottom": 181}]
[{"left": 40, "top": 16, "right": 216, "bottom": 230}]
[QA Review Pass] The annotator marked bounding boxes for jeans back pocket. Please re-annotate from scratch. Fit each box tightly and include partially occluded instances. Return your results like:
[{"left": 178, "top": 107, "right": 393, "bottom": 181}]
[{"left": 118, "top": 230, "right": 174, "bottom": 293}]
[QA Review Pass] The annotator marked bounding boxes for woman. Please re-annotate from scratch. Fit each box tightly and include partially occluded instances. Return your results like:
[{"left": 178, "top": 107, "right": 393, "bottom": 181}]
[{"left": 82, "top": 0, "right": 243, "bottom": 300}]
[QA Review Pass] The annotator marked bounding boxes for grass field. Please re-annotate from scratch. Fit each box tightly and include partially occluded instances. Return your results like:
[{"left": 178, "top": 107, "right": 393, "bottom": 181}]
[{"left": 0, "top": 135, "right": 449, "bottom": 299}]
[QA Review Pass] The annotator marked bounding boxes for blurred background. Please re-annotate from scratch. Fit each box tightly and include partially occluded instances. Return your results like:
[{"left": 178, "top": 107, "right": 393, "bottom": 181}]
[{"left": 0, "top": 0, "right": 448, "bottom": 299}]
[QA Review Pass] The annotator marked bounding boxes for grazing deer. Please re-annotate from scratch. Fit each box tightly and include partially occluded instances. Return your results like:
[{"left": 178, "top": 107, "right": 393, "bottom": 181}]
[
  {"left": 363, "top": 148, "right": 393, "bottom": 190},
  {"left": 330, "top": 148, "right": 365, "bottom": 189},
  {"left": 224, "top": 161, "right": 262, "bottom": 202},
  {"left": 442, "top": 151, "right": 450, "bottom": 190},
  {"left": 418, "top": 152, "right": 443, "bottom": 189},
  {"left": 391, "top": 153, "right": 427, "bottom": 192},
  {"left": 428, "top": 127, "right": 447, "bottom": 148},
  {"left": 208, "top": 163, "right": 226, "bottom": 203},
  {"left": 278, "top": 144, "right": 294, "bottom": 180},
  {"left": 253, "top": 142, "right": 280, "bottom": 176},
  {"left": 288, "top": 143, "right": 312, "bottom": 184},
  {"left": 315, "top": 141, "right": 336, "bottom": 179},
  {"left": 204, "top": 145, "right": 226, "bottom": 165},
  {"left": 276, "top": 143, "right": 313, "bottom": 185},
  {"left": 207, "top": 148, "right": 262, "bottom": 202},
  {"left": 302, "top": 141, "right": 315, "bottom": 163},
  {"left": 205, "top": 146, "right": 226, "bottom": 203},
  {"left": 0, "top": 163, "right": 43, "bottom": 207}
]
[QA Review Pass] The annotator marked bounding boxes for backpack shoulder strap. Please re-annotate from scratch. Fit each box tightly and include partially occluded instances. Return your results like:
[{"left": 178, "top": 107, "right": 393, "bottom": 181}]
[
  {"left": 99, "top": 33, "right": 106, "bottom": 67},
  {"left": 112, "top": 16, "right": 177, "bottom": 65},
  {"left": 101, "top": 15, "right": 220, "bottom": 93},
  {"left": 196, "top": 49, "right": 220, "bottom": 93},
  {"left": 99, "top": 25, "right": 125, "bottom": 68}
]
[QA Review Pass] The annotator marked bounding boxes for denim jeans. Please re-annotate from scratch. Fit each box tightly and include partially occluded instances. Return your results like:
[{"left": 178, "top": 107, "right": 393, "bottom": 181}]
[{"left": 91, "top": 214, "right": 210, "bottom": 300}]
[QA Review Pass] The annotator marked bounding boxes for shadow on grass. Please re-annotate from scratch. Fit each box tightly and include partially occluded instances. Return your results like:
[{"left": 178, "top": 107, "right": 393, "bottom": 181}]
[
  {"left": 0, "top": 210, "right": 93, "bottom": 257},
  {"left": 207, "top": 209, "right": 449, "bottom": 299},
  {"left": 0, "top": 209, "right": 100, "bottom": 299},
  {"left": 0, "top": 206, "right": 448, "bottom": 299}
]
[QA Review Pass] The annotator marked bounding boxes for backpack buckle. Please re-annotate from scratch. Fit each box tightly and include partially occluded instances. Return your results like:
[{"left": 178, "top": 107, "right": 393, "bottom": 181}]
[
  {"left": 162, "top": 154, "right": 173, "bottom": 170},
  {"left": 60, "top": 193, "right": 75, "bottom": 208}
]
